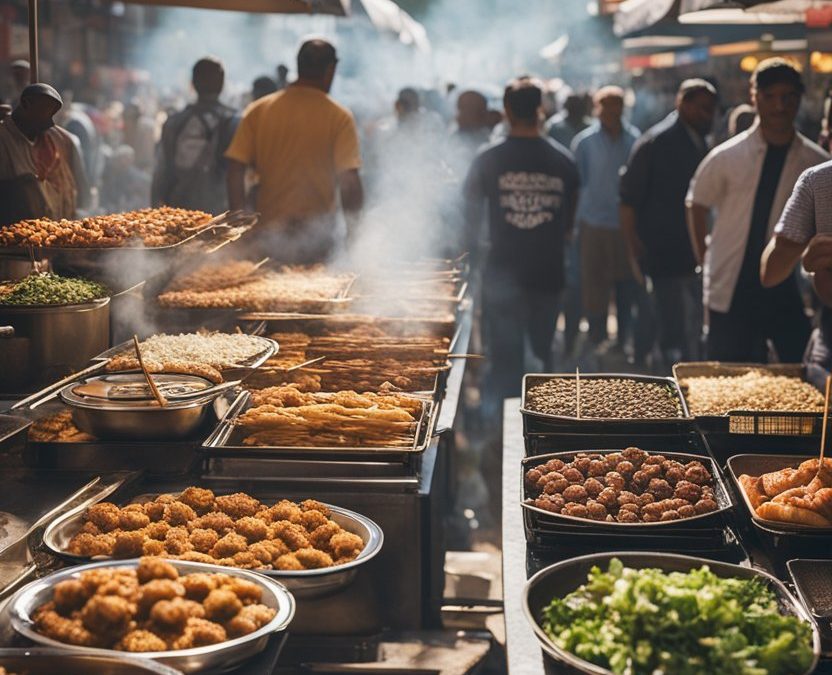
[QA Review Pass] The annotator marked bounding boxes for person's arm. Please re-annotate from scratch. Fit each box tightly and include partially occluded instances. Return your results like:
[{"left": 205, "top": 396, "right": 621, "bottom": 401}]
[
  {"left": 339, "top": 168, "right": 363, "bottom": 240},
  {"left": 333, "top": 112, "right": 363, "bottom": 239},
  {"left": 226, "top": 159, "right": 247, "bottom": 212},
  {"left": 814, "top": 268, "right": 832, "bottom": 306},
  {"left": 761, "top": 235, "right": 807, "bottom": 287},
  {"left": 462, "top": 155, "right": 485, "bottom": 257},
  {"left": 686, "top": 203, "right": 709, "bottom": 266},
  {"left": 618, "top": 137, "right": 650, "bottom": 268}
]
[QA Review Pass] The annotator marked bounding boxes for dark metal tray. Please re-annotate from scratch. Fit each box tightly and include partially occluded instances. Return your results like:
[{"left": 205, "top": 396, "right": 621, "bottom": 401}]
[
  {"left": 521, "top": 373, "right": 692, "bottom": 435},
  {"left": 674, "top": 362, "right": 824, "bottom": 436},
  {"left": 0, "top": 414, "right": 31, "bottom": 454},
  {"left": 789, "top": 559, "right": 832, "bottom": 619}
]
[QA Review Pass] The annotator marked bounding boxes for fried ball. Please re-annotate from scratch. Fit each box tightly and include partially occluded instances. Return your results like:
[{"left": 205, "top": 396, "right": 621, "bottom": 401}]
[
  {"left": 78, "top": 569, "right": 115, "bottom": 595},
  {"left": 87, "top": 503, "right": 121, "bottom": 532},
  {"left": 248, "top": 542, "right": 274, "bottom": 565},
  {"left": 271, "top": 521, "right": 310, "bottom": 551},
  {"left": 35, "top": 608, "right": 99, "bottom": 647},
  {"left": 587, "top": 460, "right": 607, "bottom": 477},
  {"left": 586, "top": 501, "right": 607, "bottom": 520},
  {"left": 562, "top": 485, "right": 588, "bottom": 504},
  {"left": 53, "top": 579, "right": 90, "bottom": 614},
  {"left": 96, "top": 573, "right": 139, "bottom": 600},
  {"left": 203, "top": 589, "right": 243, "bottom": 622},
  {"left": 164, "top": 501, "right": 197, "bottom": 527},
  {"left": 678, "top": 505, "right": 697, "bottom": 518},
  {"left": 144, "top": 521, "right": 171, "bottom": 541},
  {"left": 542, "top": 473, "right": 569, "bottom": 495},
  {"left": 142, "top": 540, "right": 166, "bottom": 556},
  {"left": 642, "top": 503, "right": 664, "bottom": 519},
  {"left": 642, "top": 512, "right": 659, "bottom": 523},
  {"left": 261, "top": 538, "right": 290, "bottom": 558},
  {"left": 231, "top": 551, "right": 262, "bottom": 569},
  {"left": 181, "top": 573, "right": 218, "bottom": 601},
  {"left": 615, "top": 460, "right": 635, "bottom": 477},
  {"left": 562, "top": 503, "right": 588, "bottom": 518},
  {"left": 156, "top": 494, "right": 178, "bottom": 505},
  {"left": 137, "top": 558, "right": 178, "bottom": 584},
  {"left": 118, "top": 510, "right": 150, "bottom": 531},
  {"left": 113, "top": 531, "right": 145, "bottom": 558},
  {"left": 191, "top": 511, "right": 235, "bottom": 535},
  {"left": 662, "top": 459, "right": 685, "bottom": 472},
  {"left": 619, "top": 502, "right": 640, "bottom": 514},
  {"left": 173, "top": 618, "right": 227, "bottom": 649},
  {"left": 299, "top": 509, "right": 329, "bottom": 532},
  {"left": 189, "top": 528, "right": 220, "bottom": 553},
  {"left": 637, "top": 492, "right": 655, "bottom": 508},
  {"left": 667, "top": 498, "right": 689, "bottom": 511},
  {"left": 622, "top": 447, "right": 648, "bottom": 465},
  {"left": 643, "top": 455, "right": 666, "bottom": 466},
  {"left": 211, "top": 533, "right": 248, "bottom": 558},
  {"left": 117, "top": 629, "right": 167, "bottom": 652},
  {"left": 604, "top": 472, "right": 626, "bottom": 491},
  {"left": 525, "top": 468, "right": 543, "bottom": 489},
  {"left": 584, "top": 478, "right": 604, "bottom": 498},
  {"left": 672, "top": 479, "right": 701, "bottom": 502},
  {"left": 632, "top": 471, "right": 650, "bottom": 489},
  {"left": 153, "top": 597, "right": 205, "bottom": 631},
  {"left": 179, "top": 487, "right": 215, "bottom": 514},
  {"left": 275, "top": 553, "right": 304, "bottom": 570},
  {"left": 221, "top": 577, "right": 263, "bottom": 604},
  {"left": 647, "top": 479, "right": 674, "bottom": 500},
  {"left": 330, "top": 532, "right": 364, "bottom": 559},
  {"left": 534, "top": 495, "right": 563, "bottom": 513},
  {"left": 79, "top": 521, "right": 101, "bottom": 536},
  {"left": 543, "top": 459, "right": 566, "bottom": 473},
  {"left": 572, "top": 457, "right": 591, "bottom": 474},
  {"left": 235, "top": 516, "right": 269, "bottom": 543},
  {"left": 561, "top": 467, "right": 584, "bottom": 484},
  {"left": 660, "top": 510, "right": 681, "bottom": 521},
  {"left": 685, "top": 464, "right": 712, "bottom": 486},
  {"left": 596, "top": 487, "right": 619, "bottom": 509},
  {"left": 534, "top": 474, "right": 550, "bottom": 491},
  {"left": 69, "top": 533, "right": 115, "bottom": 557},
  {"left": 178, "top": 551, "right": 216, "bottom": 565},
  {"left": 225, "top": 604, "right": 275, "bottom": 638},
  {"left": 216, "top": 493, "right": 261, "bottom": 519},
  {"left": 617, "top": 491, "right": 638, "bottom": 506},
  {"left": 143, "top": 500, "right": 166, "bottom": 521},
  {"left": 138, "top": 579, "right": 185, "bottom": 614},
  {"left": 665, "top": 467, "right": 685, "bottom": 485},
  {"left": 80, "top": 595, "right": 133, "bottom": 636},
  {"left": 309, "top": 522, "right": 340, "bottom": 551},
  {"left": 164, "top": 529, "right": 193, "bottom": 556},
  {"left": 694, "top": 498, "right": 718, "bottom": 514},
  {"left": 617, "top": 510, "right": 640, "bottom": 523},
  {"left": 642, "top": 464, "right": 662, "bottom": 479},
  {"left": 295, "top": 547, "right": 335, "bottom": 569}
]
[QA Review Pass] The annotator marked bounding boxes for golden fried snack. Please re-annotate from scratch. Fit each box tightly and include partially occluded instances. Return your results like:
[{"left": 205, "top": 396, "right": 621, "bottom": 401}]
[
  {"left": 225, "top": 603, "right": 274, "bottom": 638},
  {"left": 80, "top": 595, "right": 133, "bottom": 636},
  {"left": 295, "top": 548, "right": 334, "bottom": 569},
  {"left": 203, "top": 589, "right": 243, "bottom": 622},
  {"left": 171, "top": 617, "right": 228, "bottom": 649},
  {"left": 136, "top": 558, "right": 178, "bottom": 584},
  {"left": 53, "top": 579, "right": 90, "bottom": 614},
  {"left": 181, "top": 573, "right": 218, "bottom": 601},
  {"left": 117, "top": 629, "right": 167, "bottom": 652},
  {"left": 215, "top": 493, "right": 261, "bottom": 519},
  {"left": 330, "top": 532, "right": 364, "bottom": 560},
  {"left": 137, "top": 579, "right": 185, "bottom": 614},
  {"left": 179, "top": 487, "right": 216, "bottom": 514}
]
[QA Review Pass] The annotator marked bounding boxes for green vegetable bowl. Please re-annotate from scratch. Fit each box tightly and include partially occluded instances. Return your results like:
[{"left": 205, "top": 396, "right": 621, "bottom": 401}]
[{"left": 523, "top": 552, "right": 820, "bottom": 675}]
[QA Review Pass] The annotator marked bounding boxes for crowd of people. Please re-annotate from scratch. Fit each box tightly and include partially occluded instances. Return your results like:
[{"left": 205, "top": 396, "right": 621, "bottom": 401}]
[{"left": 3, "top": 46, "right": 832, "bottom": 419}]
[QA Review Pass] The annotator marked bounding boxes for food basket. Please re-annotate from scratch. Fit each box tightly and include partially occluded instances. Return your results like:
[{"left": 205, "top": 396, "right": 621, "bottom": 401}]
[
  {"left": 520, "top": 373, "right": 692, "bottom": 436},
  {"left": 43, "top": 497, "right": 382, "bottom": 599},
  {"left": 0, "top": 648, "right": 183, "bottom": 675},
  {"left": 522, "top": 551, "right": 821, "bottom": 675},
  {"left": 727, "top": 454, "right": 832, "bottom": 559},
  {"left": 201, "top": 390, "right": 436, "bottom": 464},
  {"left": 521, "top": 448, "right": 734, "bottom": 545},
  {"left": 5, "top": 559, "right": 295, "bottom": 675},
  {"left": 673, "top": 362, "right": 824, "bottom": 436}
]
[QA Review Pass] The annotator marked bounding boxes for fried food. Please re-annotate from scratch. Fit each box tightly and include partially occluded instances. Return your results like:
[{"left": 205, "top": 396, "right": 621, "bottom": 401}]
[
  {"left": 33, "top": 558, "right": 274, "bottom": 653},
  {"left": 28, "top": 410, "right": 95, "bottom": 442},
  {"left": 67, "top": 491, "right": 365, "bottom": 571}
]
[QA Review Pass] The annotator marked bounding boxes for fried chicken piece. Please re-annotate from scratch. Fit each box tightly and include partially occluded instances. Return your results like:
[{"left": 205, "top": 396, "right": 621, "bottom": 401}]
[
  {"left": 220, "top": 577, "right": 262, "bottom": 605},
  {"left": 68, "top": 532, "right": 115, "bottom": 557},
  {"left": 113, "top": 531, "right": 146, "bottom": 558},
  {"left": 79, "top": 521, "right": 101, "bottom": 536},
  {"left": 151, "top": 597, "right": 205, "bottom": 631},
  {"left": 299, "top": 499, "right": 331, "bottom": 517},
  {"left": 172, "top": 617, "right": 227, "bottom": 649},
  {"left": 35, "top": 608, "right": 100, "bottom": 647},
  {"left": 179, "top": 487, "right": 216, "bottom": 515},
  {"left": 80, "top": 595, "right": 133, "bottom": 637},
  {"left": 299, "top": 509, "right": 329, "bottom": 532},
  {"left": 261, "top": 538, "right": 290, "bottom": 558},
  {"left": 181, "top": 573, "right": 218, "bottom": 601},
  {"left": 78, "top": 568, "right": 115, "bottom": 595},
  {"left": 53, "top": 579, "right": 90, "bottom": 614},
  {"left": 95, "top": 572, "right": 139, "bottom": 600},
  {"left": 211, "top": 532, "right": 248, "bottom": 558},
  {"left": 191, "top": 511, "right": 235, "bottom": 535},
  {"left": 137, "top": 557, "right": 179, "bottom": 584},
  {"left": 119, "top": 509, "right": 150, "bottom": 531},
  {"left": 249, "top": 542, "right": 274, "bottom": 565},
  {"left": 215, "top": 493, "right": 261, "bottom": 519},
  {"left": 271, "top": 521, "right": 310, "bottom": 551},
  {"left": 275, "top": 553, "right": 304, "bottom": 570},
  {"left": 142, "top": 540, "right": 166, "bottom": 556},
  {"left": 203, "top": 589, "right": 243, "bottom": 622},
  {"left": 225, "top": 603, "right": 276, "bottom": 638},
  {"left": 231, "top": 551, "right": 263, "bottom": 569},
  {"left": 268, "top": 500, "right": 303, "bottom": 523},
  {"left": 295, "top": 547, "right": 335, "bottom": 569},
  {"left": 189, "top": 528, "right": 220, "bottom": 553},
  {"left": 309, "top": 522, "right": 341, "bottom": 551},
  {"left": 137, "top": 579, "right": 185, "bottom": 614},
  {"left": 144, "top": 521, "right": 171, "bottom": 541},
  {"left": 235, "top": 516, "right": 269, "bottom": 543},
  {"left": 143, "top": 500, "right": 167, "bottom": 522},
  {"left": 164, "top": 527, "right": 193, "bottom": 556},
  {"left": 87, "top": 503, "right": 120, "bottom": 532},
  {"left": 116, "top": 629, "right": 167, "bottom": 652},
  {"left": 178, "top": 551, "right": 217, "bottom": 565},
  {"left": 330, "top": 532, "right": 364, "bottom": 559},
  {"left": 164, "top": 501, "right": 197, "bottom": 527}
]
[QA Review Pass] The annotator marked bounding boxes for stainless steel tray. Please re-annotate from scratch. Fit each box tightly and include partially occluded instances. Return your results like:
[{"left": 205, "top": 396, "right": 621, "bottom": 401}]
[
  {"left": 5, "top": 558, "right": 295, "bottom": 675},
  {"left": 522, "top": 551, "right": 821, "bottom": 675},
  {"left": 0, "top": 648, "right": 183, "bottom": 674},
  {"left": 43, "top": 498, "right": 383, "bottom": 599},
  {"left": 522, "top": 449, "right": 733, "bottom": 532},
  {"left": 202, "top": 390, "right": 435, "bottom": 462}
]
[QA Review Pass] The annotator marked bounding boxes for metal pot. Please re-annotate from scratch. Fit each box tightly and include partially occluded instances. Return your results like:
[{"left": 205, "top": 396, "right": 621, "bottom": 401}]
[{"left": 0, "top": 298, "right": 110, "bottom": 395}]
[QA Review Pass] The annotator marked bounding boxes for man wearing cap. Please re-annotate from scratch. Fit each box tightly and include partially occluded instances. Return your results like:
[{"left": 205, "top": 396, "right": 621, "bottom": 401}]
[
  {"left": 619, "top": 79, "right": 717, "bottom": 364},
  {"left": 0, "top": 83, "right": 86, "bottom": 224},
  {"left": 687, "top": 58, "right": 829, "bottom": 362}
]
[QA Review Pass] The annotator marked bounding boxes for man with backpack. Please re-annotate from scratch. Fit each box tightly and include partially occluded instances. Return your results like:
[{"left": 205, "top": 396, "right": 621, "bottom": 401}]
[{"left": 151, "top": 57, "right": 236, "bottom": 215}]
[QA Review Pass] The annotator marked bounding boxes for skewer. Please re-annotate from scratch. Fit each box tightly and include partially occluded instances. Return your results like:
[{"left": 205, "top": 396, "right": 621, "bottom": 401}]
[
  {"left": 810, "top": 374, "right": 832, "bottom": 492},
  {"left": 257, "top": 356, "right": 328, "bottom": 373},
  {"left": 447, "top": 353, "right": 484, "bottom": 359},
  {"left": 132, "top": 335, "right": 167, "bottom": 407},
  {"left": 576, "top": 368, "right": 581, "bottom": 420}
]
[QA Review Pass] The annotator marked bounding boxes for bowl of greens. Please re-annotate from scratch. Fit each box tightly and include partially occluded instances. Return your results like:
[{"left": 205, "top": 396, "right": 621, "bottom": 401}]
[{"left": 523, "top": 552, "right": 819, "bottom": 675}]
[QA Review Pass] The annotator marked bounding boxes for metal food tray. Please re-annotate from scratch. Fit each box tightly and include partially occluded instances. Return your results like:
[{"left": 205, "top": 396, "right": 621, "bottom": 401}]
[
  {"left": 674, "top": 362, "right": 824, "bottom": 436},
  {"left": 522, "top": 551, "right": 821, "bottom": 675},
  {"left": 522, "top": 449, "right": 733, "bottom": 538},
  {"left": 520, "top": 373, "right": 692, "bottom": 435},
  {"left": 202, "top": 390, "right": 435, "bottom": 463},
  {"left": 0, "top": 413, "right": 31, "bottom": 453},
  {"left": 0, "top": 649, "right": 183, "bottom": 675},
  {"left": 5, "top": 558, "right": 295, "bottom": 675},
  {"left": 43, "top": 496, "right": 383, "bottom": 599},
  {"left": 788, "top": 559, "right": 832, "bottom": 620}
]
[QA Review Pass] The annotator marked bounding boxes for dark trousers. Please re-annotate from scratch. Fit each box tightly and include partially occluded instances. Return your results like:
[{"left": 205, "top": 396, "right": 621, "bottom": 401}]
[
  {"left": 707, "top": 287, "right": 810, "bottom": 363},
  {"left": 652, "top": 274, "right": 703, "bottom": 362},
  {"left": 481, "top": 277, "right": 560, "bottom": 417}
]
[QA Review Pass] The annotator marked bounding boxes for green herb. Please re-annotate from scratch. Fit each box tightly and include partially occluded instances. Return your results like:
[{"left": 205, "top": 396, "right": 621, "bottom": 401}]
[
  {"left": 541, "top": 558, "right": 814, "bottom": 675},
  {"left": 0, "top": 273, "right": 109, "bottom": 306}
]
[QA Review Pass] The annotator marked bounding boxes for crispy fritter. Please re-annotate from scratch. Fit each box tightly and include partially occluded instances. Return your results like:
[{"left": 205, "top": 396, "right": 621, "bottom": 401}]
[
  {"left": 299, "top": 510, "right": 329, "bottom": 532},
  {"left": 116, "top": 629, "right": 167, "bottom": 652},
  {"left": 144, "top": 521, "right": 171, "bottom": 541},
  {"left": 68, "top": 532, "right": 115, "bottom": 557},
  {"left": 189, "top": 528, "right": 220, "bottom": 553},
  {"left": 235, "top": 516, "right": 269, "bottom": 543},
  {"left": 215, "top": 493, "right": 261, "bottom": 519},
  {"left": 137, "top": 557, "right": 179, "bottom": 584},
  {"left": 270, "top": 521, "right": 309, "bottom": 551},
  {"left": 86, "top": 503, "right": 120, "bottom": 532},
  {"left": 299, "top": 499, "right": 331, "bottom": 517},
  {"left": 309, "top": 522, "right": 341, "bottom": 551},
  {"left": 172, "top": 617, "right": 227, "bottom": 649},
  {"left": 142, "top": 540, "right": 166, "bottom": 556},
  {"left": 219, "top": 577, "right": 262, "bottom": 605},
  {"left": 269, "top": 500, "right": 303, "bottom": 523},
  {"left": 113, "top": 531, "right": 145, "bottom": 558},
  {"left": 80, "top": 595, "right": 133, "bottom": 636},
  {"left": 150, "top": 597, "right": 204, "bottom": 631},
  {"left": 53, "top": 579, "right": 90, "bottom": 614},
  {"left": 137, "top": 579, "right": 185, "bottom": 614},
  {"left": 225, "top": 603, "right": 275, "bottom": 638},
  {"left": 295, "top": 547, "right": 335, "bottom": 569},
  {"left": 118, "top": 509, "right": 150, "bottom": 531},
  {"left": 330, "top": 532, "right": 364, "bottom": 560},
  {"left": 275, "top": 553, "right": 304, "bottom": 571},
  {"left": 191, "top": 511, "right": 235, "bottom": 534},
  {"left": 35, "top": 607, "right": 100, "bottom": 646},
  {"left": 181, "top": 573, "right": 218, "bottom": 601},
  {"left": 203, "top": 589, "right": 243, "bottom": 622},
  {"left": 211, "top": 533, "right": 248, "bottom": 558},
  {"left": 179, "top": 487, "right": 216, "bottom": 515},
  {"left": 164, "top": 501, "right": 197, "bottom": 527}
]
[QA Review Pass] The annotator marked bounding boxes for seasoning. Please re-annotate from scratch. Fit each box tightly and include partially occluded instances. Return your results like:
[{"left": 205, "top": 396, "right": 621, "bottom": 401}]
[
  {"left": 0, "top": 273, "right": 109, "bottom": 306},
  {"left": 682, "top": 371, "right": 824, "bottom": 415}
]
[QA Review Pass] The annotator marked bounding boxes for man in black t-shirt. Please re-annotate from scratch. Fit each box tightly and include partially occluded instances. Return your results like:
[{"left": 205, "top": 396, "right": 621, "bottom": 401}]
[{"left": 464, "top": 77, "right": 579, "bottom": 413}]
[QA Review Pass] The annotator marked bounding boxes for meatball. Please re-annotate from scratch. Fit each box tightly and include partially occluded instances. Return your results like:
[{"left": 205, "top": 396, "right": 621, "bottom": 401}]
[
  {"left": 596, "top": 487, "right": 619, "bottom": 509},
  {"left": 615, "top": 460, "right": 635, "bottom": 477},
  {"left": 665, "top": 467, "right": 685, "bottom": 485},
  {"left": 617, "top": 510, "right": 640, "bottom": 523},
  {"left": 216, "top": 493, "right": 261, "bottom": 519},
  {"left": 211, "top": 533, "right": 249, "bottom": 558},
  {"left": 694, "top": 498, "right": 718, "bottom": 514},
  {"left": 86, "top": 503, "right": 120, "bottom": 532},
  {"left": 179, "top": 487, "right": 215, "bottom": 514},
  {"left": 632, "top": 471, "right": 650, "bottom": 489},
  {"left": 189, "top": 528, "right": 219, "bottom": 553},
  {"left": 136, "top": 557, "right": 178, "bottom": 584},
  {"left": 191, "top": 511, "right": 235, "bottom": 535},
  {"left": 562, "top": 503, "right": 588, "bottom": 518},
  {"left": 662, "top": 459, "right": 685, "bottom": 473},
  {"left": 637, "top": 492, "right": 655, "bottom": 508},
  {"left": 203, "top": 589, "right": 243, "bottom": 622},
  {"left": 617, "top": 491, "right": 638, "bottom": 506},
  {"left": 584, "top": 478, "right": 604, "bottom": 498},
  {"left": 53, "top": 580, "right": 89, "bottom": 614},
  {"left": 660, "top": 510, "right": 681, "bottom": 521},
  {"left": 674, "top": 480, "right": 702, "bottom": 502},
  {"left": 181, "top": 573, "right": 217, "bottom": 602},
  {"left": 562, "top": 467, "right": 584, "bottom": 484},
  {"left": 117, "top": 629, "right": 167, "bottom": 652},
  {"left": 642, "top": 502, "right": 664, "bottom": 519},
  {"left": 113, "top": 531, "right": 145, "bottom": 558},
  {"left": 619, "top": 502, "right": 640, "bottom": 515},
  {"left": 118, "top": 509, "right": 150, "bottom": 531},
  {"left": 642, "top": 512, "right": 659, "bottom": 523},
  {"left": 524, "top": 468, "right": 543, "bottom": 489},
  {"left": 80, "top": 595, "right": 132, "bottom": 636},
  {"left": 572, "top": 457, "right": 591, "bottom": 475},
  {"left": 586, "top": 501, "right": 607, "bottom": 520},
  {"left": 163, "top": 501, "right": 197, "bottom": 527},
  {"left": 678, "top": 505, "right": 697, "bottom": 518},
  {"left": 543, "top": 473, "right": 569, "bottom": 495},
  {"left": 562, "top": 485, "right": 588, "bottom": 504},
  {"left": 144, "top": 521, "right": 170, "bottom": 541},
  {"left": 647, "top": 478, "right": 674, "bottom": 500},
  {"left": 534, "top": 495, "right": 564, "bottom": 513},
  {"left": 235, "top": 516, "right": 269, "bottom": 543},
  {"left": 642, "top": 464, "right": 662, "bottom": 479},
  {"left": 685, "top": 463, "right": 712, "bottom": 486},
  {"left": 587, "top": 460, "right": 607, "bottom": 477},
  {"left": 544, "top": 458, "right": 566, "bottom": 473},
  {"left": 138, "top": 579, "right": 185, "bottom": 614},
  {"left": 604, "top": 472, "right": 626, "bottom": 491},
  {"left": 622, "top": 447, "right": 648, "bottom": 466},
  {"left": 643, "top": 455, "right": 666, "bottom": 466}
]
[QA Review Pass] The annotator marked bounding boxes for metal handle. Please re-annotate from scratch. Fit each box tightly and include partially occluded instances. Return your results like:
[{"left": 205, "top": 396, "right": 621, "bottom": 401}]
[
  {"left": 0, "top": 326, "right": 13, "bottom": 338},
  {"left": 11, "top": 359, "right": 108, "bottom": 411}
]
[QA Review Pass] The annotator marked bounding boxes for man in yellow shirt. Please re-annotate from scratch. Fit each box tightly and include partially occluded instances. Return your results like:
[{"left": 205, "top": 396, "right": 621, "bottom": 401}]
[{"left": 225, "top": 39, "right": 363, "bottom": 263}]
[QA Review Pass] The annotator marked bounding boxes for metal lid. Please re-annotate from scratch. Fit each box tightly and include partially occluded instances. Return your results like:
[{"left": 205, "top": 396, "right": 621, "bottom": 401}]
[{"left": 60, "top": 373, "right": 214, "bottom": 410}]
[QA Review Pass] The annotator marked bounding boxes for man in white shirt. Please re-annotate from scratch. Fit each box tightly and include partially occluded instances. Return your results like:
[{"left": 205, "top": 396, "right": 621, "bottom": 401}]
[{"left": 686, "top": 58, "right": 828, "bottom": 362}]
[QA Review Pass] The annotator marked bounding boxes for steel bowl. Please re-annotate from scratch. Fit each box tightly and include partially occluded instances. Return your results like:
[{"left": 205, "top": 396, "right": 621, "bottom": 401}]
[
  {"left": 43, "top": 501, "right": 383, "bottom": 600},
  {"left": 5, "top": 559, "right": 295, "bottom": 675},
  {"left": 523, "top": 551, "right": 821, "bottom": 675},
  {"left": 0, "top": 648, "right": 183, "bottom": 674},
  {"left": 59, "top": 374, "right": 220, "bottom": 441}
]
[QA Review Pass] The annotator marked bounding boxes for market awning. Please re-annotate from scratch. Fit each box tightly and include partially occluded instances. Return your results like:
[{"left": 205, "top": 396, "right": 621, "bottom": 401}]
[
  {"left": 613, "top": 0, "right": 680, "bottom": 36},
  {"left": 117, "top": 0, "right": 349, "bottom": 13}
]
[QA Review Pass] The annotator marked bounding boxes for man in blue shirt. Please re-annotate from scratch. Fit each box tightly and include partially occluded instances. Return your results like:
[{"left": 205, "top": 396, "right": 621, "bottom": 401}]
[{"left": 572, "top": 86, "right": 643, "bottom": 354}]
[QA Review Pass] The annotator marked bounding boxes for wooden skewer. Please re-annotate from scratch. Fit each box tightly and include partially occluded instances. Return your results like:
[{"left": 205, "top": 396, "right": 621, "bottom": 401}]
[
  {"left": 812, "top": 374, "right": 832, "bottom": 492},
  {"left": 132, "top": 335, "right": 167, "bottom": 407},
  {"left": 447, "top": 353, "right": 484, "bottom": 359},
  {"left": 576, "top": 368, "right": 581, "bottom": 420}
]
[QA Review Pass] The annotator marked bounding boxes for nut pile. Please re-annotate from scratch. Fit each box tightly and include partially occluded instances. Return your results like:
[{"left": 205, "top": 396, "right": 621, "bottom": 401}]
[
  {"left": 32, "top": 557, "right": 275, "bottom": 651},
  {"left": 525, "top": 378, "right": 683, "bottom": 419},
  {"left": 681, "top": 371, "right": 824, "bottom": 416},
  {"left": 525, "top": 448, "right": 718, "bottom": 523}
]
